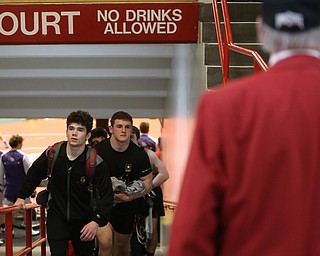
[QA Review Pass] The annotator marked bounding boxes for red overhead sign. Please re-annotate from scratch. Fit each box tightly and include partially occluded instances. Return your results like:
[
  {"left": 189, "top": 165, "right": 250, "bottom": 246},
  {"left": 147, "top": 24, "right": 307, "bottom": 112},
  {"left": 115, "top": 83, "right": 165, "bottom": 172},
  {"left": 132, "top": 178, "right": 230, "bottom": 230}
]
[{"left": 0, "top": 3, "right": 199, "bottom": 44}]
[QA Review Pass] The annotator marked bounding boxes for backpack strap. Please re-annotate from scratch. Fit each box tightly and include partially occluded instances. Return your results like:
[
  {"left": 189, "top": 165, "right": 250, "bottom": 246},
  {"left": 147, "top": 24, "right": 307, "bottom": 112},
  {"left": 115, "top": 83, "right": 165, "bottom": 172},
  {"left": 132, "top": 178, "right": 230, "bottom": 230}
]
[
  {"left": 46, "top": 141, "right": 64, "bottom": 178},
  {"left": 86, "top": 146, "right": 104, "bottom": 211},
  {"left": 86, "top": 145, "right": 96, "bottom": 180},
  {"left": 39, "top": 141, "right": 63, "bottom": 207},
  {"left": 86, "top": 146, "right": 103, "bottom": 178}
]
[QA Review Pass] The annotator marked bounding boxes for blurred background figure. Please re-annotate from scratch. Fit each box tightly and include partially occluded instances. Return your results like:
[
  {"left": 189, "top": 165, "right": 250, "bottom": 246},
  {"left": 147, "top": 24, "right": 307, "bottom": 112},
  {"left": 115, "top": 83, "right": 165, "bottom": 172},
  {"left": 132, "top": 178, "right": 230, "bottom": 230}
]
[
  {"left": 0, "top": 134, "right": 9, "bottom": 150},
  {"left": 0, "top": 149, "right": 3, "bottom": 246},
  {"left": 139, "top": 122, "right": 157, "bottom": 152},
  {"left": 88, "top": 127, "right": 108, "bottom": 147},
  {"left": 169, "top": 0, "right": 320, "bottom": 255},
  {"left": 0, "top": 135, "right": 39, "bottom": 236},
  {"left": 155, "top": 137, "right": 163, "bottom": 160},
  {"left": 131, "top": 126, "right": 169, "bottom": 256}
]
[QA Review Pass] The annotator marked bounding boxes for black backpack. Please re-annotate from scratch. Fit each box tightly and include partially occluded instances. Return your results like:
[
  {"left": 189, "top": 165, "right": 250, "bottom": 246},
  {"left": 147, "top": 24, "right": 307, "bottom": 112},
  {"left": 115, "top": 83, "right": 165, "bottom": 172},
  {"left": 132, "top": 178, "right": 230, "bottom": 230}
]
[
  {"left": 36, "top": 141, "right": 99, "bottom": 209},
  {"left": 46, "top": 141, "right": 97, "bottom": 182}
]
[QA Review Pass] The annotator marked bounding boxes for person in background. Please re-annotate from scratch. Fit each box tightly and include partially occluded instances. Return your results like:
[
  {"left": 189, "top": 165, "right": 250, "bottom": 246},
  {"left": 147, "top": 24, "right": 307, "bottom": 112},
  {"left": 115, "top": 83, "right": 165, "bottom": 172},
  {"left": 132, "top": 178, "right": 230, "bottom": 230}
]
[
  {"left": 0, "top": 149, "right": 3, "bottom": 246},
  {"left": 169, "top": 0, "right": 320, "bottom": 255},
  {"left": 89, "top": 127, "right": 108, "bottom": 147},
  {"left": 0, "top": 202, "right": 3, "bottom": 247},
  {"left": 139, "top": 122, "right": 157, "bottom": 152},
  {"left": 14, "top": 110, "right": 114, "bottom": 256},
  {"left": 95, "top": 111, "right": 153, "bottom": 256},
  {"left": 0, "top": 135, "right": 39, "bottom": 236},
  {"left": 155, "top": 137, "right": 163, "bottom": 160},
  {"left": 0, "top": 134, "right": 9, "bottom": 149},
  {"left": 130, "top": 126, "right": 169, "bottom": 256}
]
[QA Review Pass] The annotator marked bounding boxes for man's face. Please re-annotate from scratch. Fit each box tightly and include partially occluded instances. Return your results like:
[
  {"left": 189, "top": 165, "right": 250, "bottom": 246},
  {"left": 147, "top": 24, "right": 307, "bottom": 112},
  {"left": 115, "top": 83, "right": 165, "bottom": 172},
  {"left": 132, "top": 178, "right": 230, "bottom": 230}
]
[
  {"left": 92, "top": 136, "right": 105, "bottom": 144},
  {"left": 66, "top": 122, "right": 89, "bottom": 147},
  {"left": 110, "top": 119, "right": 132, "bottom": 143}
]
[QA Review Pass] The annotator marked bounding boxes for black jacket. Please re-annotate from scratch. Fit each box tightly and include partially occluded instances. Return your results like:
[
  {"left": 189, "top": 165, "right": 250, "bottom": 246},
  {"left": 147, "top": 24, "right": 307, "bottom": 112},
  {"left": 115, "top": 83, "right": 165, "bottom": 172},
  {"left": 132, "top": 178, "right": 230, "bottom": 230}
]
[{"left": 18, "top": 141, "right": 113, "bottom": 227}]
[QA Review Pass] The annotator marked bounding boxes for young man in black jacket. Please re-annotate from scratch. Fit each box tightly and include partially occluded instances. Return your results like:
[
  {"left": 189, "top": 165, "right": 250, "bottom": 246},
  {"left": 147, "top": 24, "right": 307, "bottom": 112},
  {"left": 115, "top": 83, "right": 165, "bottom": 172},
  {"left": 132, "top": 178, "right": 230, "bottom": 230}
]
[{"left": 15, "top": 110, "right": 114, "bottom": 256}]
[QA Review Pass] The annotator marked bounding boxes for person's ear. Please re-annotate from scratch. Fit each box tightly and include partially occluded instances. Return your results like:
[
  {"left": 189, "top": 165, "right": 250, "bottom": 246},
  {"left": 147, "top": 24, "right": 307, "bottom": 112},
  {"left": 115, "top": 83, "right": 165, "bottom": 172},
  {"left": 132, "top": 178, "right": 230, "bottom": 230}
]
[
  {"left": 86, "top": 132, "right": 91, "bottom": 141},
  {"left": 109, "top": 125, "right": 113, "bottom": 134}
]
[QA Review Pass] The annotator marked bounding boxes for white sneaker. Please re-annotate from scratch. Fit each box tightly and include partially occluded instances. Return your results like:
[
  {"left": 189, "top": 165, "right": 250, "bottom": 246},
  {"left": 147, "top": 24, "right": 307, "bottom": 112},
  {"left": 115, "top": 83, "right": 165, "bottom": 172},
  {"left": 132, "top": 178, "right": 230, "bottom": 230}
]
[
  {"left": 20, "top": 221, "right": 40, "bottom": 228},
  {"left": 1, "top": 226, "right": 14, "bottom": 236},
  {"left": 31, "top": 229, "right": 40, "bottom": 236}
]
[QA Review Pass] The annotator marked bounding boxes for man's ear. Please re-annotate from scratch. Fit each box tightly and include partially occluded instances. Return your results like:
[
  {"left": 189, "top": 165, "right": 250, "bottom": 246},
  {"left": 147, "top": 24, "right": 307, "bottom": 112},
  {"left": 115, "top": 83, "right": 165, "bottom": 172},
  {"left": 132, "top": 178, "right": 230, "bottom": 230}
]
[
  {"left": 86, "top": 132, "right": 91, "bottom": 141},
  {"left": 108, "top": 125, "right": 113, "bottom": 134}
]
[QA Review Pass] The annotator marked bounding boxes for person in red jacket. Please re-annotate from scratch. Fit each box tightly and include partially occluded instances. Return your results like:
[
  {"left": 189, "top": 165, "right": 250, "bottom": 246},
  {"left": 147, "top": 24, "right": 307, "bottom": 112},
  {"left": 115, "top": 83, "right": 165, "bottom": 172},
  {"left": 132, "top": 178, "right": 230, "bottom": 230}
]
[{"left": 169, "top": 0, "right": 320, "bottom": 255}]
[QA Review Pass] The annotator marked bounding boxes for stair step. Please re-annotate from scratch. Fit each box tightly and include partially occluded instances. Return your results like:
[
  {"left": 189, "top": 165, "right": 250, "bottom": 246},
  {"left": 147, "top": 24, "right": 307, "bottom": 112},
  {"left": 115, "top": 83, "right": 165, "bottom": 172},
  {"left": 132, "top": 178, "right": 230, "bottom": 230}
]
[
  {"left": 202, "top": 22, "right": 259, "bottom": 44},
  {"left": 200, "top": 1, "right": 265, "bottom": 88},
  {"left": 200, "top": 2, "right": 262, "bottom": 23},
  {"left": 207, "top": 66, "right": 256, "bottom": 87},
  {"left": 205, "top": 43, "right": 269, "bottom": 66}
]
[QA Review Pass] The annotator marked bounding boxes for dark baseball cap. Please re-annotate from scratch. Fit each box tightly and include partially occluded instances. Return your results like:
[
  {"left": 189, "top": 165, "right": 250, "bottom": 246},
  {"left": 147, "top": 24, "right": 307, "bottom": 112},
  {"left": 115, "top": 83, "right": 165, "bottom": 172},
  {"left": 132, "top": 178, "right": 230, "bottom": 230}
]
[{"left": 262, "top": 0, "right": 320, "bottom": 32}]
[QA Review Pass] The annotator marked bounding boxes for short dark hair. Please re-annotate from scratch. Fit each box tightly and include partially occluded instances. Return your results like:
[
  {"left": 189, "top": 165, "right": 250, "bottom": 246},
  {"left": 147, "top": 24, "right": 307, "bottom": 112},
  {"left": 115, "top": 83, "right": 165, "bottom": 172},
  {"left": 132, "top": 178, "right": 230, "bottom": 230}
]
[
  {"left": 9, "top": 135, "right": 23, "bottom": 148},
  {"left": 110, "top": 111, "right": 133, "bottom": 127},
  {"left": 89, "top": 127, "right": 108, "bottom": 143},
  {"left": 67, "top": 110, "right": 93, "bottom": 134},
  {"left": 132, "top": 126, "right": 140, "bottom": 140},
  {"left": 139, "top": 122, "right": 150, "bottom": 133}
]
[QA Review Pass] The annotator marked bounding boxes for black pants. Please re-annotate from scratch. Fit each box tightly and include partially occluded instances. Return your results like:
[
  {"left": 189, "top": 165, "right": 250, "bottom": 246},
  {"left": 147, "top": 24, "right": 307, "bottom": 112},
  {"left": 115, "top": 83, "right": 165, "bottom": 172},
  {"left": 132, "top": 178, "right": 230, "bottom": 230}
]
[{"left": 47, "top": 212, "right": 95, "bottom": 256}]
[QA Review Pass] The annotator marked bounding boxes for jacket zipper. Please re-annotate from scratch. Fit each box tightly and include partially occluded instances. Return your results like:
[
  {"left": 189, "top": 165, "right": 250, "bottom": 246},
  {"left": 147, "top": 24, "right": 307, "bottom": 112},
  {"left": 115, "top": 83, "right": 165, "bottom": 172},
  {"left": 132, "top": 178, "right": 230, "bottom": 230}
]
[{"left": 67, "top": 165, "right": 72, "bottom": 222}]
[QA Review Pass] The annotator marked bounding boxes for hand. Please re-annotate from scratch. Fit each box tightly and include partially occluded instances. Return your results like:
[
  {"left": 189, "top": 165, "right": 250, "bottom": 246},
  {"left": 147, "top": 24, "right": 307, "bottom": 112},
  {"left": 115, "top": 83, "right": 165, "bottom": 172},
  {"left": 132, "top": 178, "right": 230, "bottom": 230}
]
[
  {"left": 114, "top": 192, "right": 131, "bottom": 203},
  {"left": 14, "top": 198, "right": 26, "bottom": 211},
  {"left": 80, "top": 221, "right": 99, "bottom": 242}
]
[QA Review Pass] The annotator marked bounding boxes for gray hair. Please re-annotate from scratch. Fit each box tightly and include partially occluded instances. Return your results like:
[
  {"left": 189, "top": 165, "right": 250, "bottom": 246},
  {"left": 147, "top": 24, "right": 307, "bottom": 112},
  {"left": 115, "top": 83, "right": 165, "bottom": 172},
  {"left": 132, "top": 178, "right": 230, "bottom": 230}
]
[{"left": 259, "top": 23, "right": 320, "bottom": 53}]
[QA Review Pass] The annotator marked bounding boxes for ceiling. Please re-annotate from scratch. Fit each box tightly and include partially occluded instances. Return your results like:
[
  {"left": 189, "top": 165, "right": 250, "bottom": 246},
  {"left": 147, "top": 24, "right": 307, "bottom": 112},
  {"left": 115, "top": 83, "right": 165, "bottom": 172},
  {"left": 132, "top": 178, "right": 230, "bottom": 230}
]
[{"left": 0, "top": 44, "right": 177, "bottom": 119}]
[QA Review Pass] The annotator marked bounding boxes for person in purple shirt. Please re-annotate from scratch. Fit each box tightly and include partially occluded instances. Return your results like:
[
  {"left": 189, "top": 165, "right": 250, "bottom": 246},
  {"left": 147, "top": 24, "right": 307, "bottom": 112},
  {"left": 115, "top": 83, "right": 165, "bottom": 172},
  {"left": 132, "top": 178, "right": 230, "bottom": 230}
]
[
  {"left": 0, "top": 135, "right": 39, "bottom": 236},
  {"left": 139, "top": 122, "right": 157, "bottom": 152},
  {"left": 0, "top": 149, "right": 3, "bottom": 246}
]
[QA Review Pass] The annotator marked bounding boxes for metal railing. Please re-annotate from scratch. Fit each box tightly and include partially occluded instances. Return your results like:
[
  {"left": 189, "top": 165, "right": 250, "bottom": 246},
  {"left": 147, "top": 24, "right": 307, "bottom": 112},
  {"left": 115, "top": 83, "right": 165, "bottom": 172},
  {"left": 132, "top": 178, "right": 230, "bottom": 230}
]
[
  {"left": 163, "top": 200, "right": 177, "bottom": 212},
  {"left": 0, "top": 203, "right": 46, "bottom": 256},
  {"left": 212, "top": 0, "right": 268, "bottom": 85}
]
